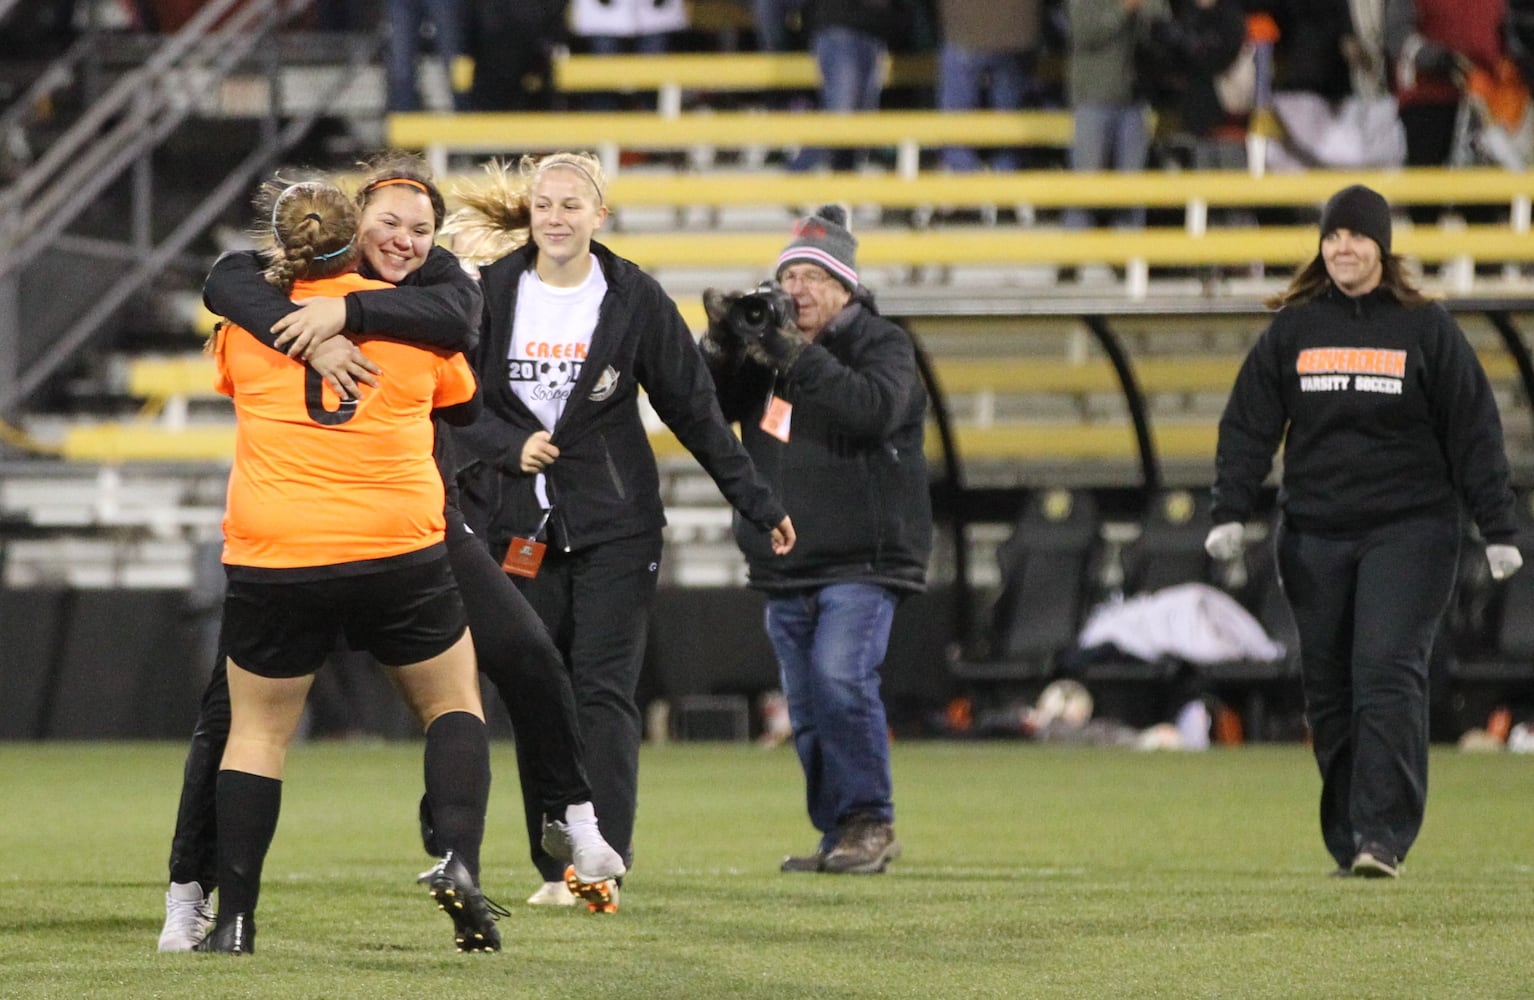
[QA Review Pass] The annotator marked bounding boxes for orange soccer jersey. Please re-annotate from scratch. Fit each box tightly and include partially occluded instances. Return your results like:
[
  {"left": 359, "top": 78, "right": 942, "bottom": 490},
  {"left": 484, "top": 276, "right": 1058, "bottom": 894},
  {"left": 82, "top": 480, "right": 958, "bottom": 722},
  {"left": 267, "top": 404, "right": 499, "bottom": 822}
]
[{"left": 213, "top": 272, "right": 478, "bottom": 570}]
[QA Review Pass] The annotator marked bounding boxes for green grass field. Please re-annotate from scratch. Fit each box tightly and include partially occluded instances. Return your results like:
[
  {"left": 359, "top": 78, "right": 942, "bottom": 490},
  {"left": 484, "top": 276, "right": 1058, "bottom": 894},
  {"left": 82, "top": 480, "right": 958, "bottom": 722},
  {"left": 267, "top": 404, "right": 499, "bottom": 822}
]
[{"left": 1, "top": 741, "right": 1531, "bottom": 999}]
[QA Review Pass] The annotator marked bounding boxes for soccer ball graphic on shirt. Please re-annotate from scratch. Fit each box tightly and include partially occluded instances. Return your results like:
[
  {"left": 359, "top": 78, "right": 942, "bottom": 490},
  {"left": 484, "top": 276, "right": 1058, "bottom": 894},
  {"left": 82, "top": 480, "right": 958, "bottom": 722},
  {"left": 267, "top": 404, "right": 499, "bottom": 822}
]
[{"left": 539, "top": 360, "right": 570, "bottom": 389}]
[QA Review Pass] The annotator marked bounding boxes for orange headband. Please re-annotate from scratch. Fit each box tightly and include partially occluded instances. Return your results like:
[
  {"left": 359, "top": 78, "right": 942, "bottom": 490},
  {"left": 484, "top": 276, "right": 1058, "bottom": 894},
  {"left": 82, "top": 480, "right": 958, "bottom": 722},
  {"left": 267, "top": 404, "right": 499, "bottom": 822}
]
[{"left": 366, "top": 177, "right": 432, "bottom": 195}]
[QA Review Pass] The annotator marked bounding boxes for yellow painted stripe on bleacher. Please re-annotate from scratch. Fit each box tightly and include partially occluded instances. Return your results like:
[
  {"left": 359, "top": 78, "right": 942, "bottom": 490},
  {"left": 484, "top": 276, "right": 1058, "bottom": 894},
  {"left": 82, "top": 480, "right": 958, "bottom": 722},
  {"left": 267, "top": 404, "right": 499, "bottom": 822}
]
[
  {"left": 600, "top": 225, "right": 1534, "bottom": 269},
  {"left": 126, "top": 355, "right": 221, "bottom": 399},
  {"left": 600, "top": 168, "right": 1534, "bottom": 211},
  {"left": 645, "top": 420, "right": 1224, "bottom": 463},
  {"left": 551, "top": 51, "right": 937, "bottom": 92},
  {"left": 61, "top": 425, "right": 236, "bottom": 462},
  {"left": 372, "top": 167, "right": 1533, "bottom": 212},
  {"left": 120, "top": 351, "right": 1522, "bottom": 404},
  {"left": 388, "top": 110, "right": 1075, "bottom": 153}
]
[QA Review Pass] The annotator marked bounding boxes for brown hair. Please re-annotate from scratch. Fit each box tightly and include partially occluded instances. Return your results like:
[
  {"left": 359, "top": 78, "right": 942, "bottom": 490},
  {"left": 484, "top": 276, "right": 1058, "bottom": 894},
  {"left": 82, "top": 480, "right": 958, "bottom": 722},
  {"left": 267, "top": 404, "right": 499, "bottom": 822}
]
[
  {"left": 252, "top": 178, "right": 358, "bottom": 292},
  {"left": 355, "top": 150, "right": 446, "bottom": 231},
  {"left": 1265, "top": 252, "right": 1432, "bottom": 310}
]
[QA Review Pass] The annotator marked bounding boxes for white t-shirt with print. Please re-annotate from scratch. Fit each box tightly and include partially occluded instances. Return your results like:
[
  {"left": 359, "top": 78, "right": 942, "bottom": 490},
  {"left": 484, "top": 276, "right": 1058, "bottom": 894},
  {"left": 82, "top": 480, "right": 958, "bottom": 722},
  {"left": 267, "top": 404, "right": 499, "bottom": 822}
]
[{"left": 508, "top": 257, "right": 607, "bottom": 508}]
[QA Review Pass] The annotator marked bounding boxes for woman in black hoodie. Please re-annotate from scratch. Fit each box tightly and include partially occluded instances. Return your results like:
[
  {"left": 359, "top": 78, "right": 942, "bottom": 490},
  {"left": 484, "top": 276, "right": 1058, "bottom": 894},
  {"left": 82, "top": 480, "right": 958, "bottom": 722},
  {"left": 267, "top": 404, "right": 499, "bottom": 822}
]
[
  {"left": 1207, "top": 184, "right": 1522, "bottom": 879},
  {"left": 447, "top": 153, "right": 794, "bottom": 910}
]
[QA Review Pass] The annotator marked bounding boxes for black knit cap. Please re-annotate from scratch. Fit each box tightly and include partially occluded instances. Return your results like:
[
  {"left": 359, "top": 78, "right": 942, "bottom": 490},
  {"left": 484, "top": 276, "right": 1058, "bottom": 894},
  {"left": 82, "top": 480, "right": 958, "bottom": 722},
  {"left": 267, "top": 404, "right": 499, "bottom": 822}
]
[{"left": 1319, "top": 184, "right": 1391, "bottom": 255}]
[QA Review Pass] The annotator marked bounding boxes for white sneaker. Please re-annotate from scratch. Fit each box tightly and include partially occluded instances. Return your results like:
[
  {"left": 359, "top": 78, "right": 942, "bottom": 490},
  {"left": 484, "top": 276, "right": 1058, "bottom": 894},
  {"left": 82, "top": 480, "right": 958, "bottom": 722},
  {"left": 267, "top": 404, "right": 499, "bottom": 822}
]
[
  {"left": 157, "top": 881, "right": 213, "bottom": 951},
  {"left": 541, "top": 802, "right": 627, "bottom": 883},
  {"left": 526, "top": 880, "right": 577, "bottom": 906}
]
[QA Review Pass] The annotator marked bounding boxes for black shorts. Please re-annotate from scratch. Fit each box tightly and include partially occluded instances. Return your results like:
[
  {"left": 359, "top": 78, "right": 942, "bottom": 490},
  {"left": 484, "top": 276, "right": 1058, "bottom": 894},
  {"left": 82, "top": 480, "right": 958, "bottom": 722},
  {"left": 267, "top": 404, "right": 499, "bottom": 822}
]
[{"left": 220, "top": 556, "right": 468, "bottom": 679}]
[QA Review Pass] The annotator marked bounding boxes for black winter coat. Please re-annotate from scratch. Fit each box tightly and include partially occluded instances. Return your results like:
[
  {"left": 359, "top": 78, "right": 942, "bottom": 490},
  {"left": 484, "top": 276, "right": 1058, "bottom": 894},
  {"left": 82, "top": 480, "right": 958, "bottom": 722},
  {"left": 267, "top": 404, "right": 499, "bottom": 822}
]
[
  {"left": 708, "top": 295, "right": 932, "bottom": 594},
  {"left": 453, "top": 241, "right": 787, "bottom": 558}
]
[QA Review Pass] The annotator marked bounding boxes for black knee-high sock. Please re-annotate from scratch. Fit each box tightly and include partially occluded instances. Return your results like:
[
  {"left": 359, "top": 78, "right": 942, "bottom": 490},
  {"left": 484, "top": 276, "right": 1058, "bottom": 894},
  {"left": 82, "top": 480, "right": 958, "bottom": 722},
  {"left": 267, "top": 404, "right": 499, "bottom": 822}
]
[
  {"left": 215, "top": 770, "right": 282, "bottom": 918},
  {"left": 424, "top": 711, "right": 490, "bottom": 881}
]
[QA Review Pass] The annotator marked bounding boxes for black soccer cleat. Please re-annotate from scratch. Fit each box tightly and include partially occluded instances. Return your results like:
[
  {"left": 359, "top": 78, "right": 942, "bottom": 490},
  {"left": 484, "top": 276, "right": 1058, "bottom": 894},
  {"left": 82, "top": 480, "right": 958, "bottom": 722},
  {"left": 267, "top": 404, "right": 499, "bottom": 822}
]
[
  {"left": 418, "top": 851, "right": 508, "bottom": 953},
  {"left": 195, "top": 912, "right": 256, "bottom": 955}
]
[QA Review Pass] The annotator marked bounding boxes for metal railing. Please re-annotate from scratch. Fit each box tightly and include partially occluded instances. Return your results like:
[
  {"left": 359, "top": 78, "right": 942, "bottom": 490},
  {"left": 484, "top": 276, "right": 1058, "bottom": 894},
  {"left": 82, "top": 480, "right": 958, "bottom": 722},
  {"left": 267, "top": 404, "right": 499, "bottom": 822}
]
[{"left": 0, "top": 0, "right": 381, "bottom": 416}]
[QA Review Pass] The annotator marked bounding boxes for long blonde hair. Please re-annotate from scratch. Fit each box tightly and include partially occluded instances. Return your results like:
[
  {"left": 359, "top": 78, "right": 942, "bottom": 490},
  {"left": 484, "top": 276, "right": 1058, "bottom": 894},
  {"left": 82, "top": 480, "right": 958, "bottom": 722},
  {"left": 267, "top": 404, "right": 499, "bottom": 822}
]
[{"left": 443, "top": 152, "right": 608, "bottom": 266}]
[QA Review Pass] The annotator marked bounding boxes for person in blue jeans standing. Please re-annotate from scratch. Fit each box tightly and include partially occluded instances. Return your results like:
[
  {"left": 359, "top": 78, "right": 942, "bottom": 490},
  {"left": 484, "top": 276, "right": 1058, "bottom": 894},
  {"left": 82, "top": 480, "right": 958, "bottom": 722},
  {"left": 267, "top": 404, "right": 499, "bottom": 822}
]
[
  {"left": 1062, "top": 0, "right": 1171, "bottom": 229},
  {"left": 700, "top": 204, "right": 933, "bottom": 874},
  {"left": 789, "top": 0, "right": 913, "bottom": 170},
  {"left": 387, "top": 0, "right": 468, "bottom": 110},
  {"left": 935, "top": 0, "right": 1045, "bottom": 172}
]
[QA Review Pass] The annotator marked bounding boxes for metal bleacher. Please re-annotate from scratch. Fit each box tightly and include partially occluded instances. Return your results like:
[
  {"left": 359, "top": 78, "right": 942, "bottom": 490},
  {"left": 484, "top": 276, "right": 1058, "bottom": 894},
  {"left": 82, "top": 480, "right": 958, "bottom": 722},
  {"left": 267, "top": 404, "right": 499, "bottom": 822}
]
[{"left": 7, "top": 20, "right": 1534, "bottom": 738}]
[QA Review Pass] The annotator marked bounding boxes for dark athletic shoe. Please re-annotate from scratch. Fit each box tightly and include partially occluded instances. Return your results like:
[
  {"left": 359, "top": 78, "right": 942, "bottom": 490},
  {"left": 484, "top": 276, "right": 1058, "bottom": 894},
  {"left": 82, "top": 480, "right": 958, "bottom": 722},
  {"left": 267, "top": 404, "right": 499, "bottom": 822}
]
[
  {"left": 418, "top": 852, "right": 508, "bottom": 952},
  {"left": 195, "top": 912, "right": 255, "bottom": 954}
]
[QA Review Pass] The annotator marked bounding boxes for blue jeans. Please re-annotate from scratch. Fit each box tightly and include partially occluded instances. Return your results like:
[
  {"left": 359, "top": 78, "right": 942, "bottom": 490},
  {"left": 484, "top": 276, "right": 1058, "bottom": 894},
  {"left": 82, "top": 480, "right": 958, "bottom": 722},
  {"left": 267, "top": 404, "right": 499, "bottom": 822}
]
[
  {"left": 937, "top": 45, "right": 1036, "bottom": 172},
  {"left": 386, "top": 0, "right": 467, "bottom": 111},
  {"left": 764, "top": 583, "right": 898, "bottom": 852},
  {"left": 1063, "top": 102, "right": 1151, "bottom": 229},
  {"left": 752, "top": 0, "right": 807, "bottom": 52},
  {"left": 789, "top": 27, "right": 886, "bottom": 171}
]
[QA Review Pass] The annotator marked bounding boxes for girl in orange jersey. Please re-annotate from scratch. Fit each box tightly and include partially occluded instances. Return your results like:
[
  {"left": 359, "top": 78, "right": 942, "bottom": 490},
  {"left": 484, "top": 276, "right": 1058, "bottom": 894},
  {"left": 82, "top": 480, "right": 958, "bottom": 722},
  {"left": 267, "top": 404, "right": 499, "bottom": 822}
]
[
  {"left": 198, "top": 178, "right": 498, "bottom": 954},
  {"left": 161, "top": 157, "right": 623, "bottom": 955}
]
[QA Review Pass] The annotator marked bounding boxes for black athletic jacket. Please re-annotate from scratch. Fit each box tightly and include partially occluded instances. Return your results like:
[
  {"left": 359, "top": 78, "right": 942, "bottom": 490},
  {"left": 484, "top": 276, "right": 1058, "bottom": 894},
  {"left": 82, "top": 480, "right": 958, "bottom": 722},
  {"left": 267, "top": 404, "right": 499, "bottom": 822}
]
[
  {"left": 707, "top": 294, "right": 932, "bottom": 594},
  {"left": 452, "top": 240, "right": 787, "bottom": 557},
  {"left": 1211, "top": 286, "right": 1517, "bottom": 541}
]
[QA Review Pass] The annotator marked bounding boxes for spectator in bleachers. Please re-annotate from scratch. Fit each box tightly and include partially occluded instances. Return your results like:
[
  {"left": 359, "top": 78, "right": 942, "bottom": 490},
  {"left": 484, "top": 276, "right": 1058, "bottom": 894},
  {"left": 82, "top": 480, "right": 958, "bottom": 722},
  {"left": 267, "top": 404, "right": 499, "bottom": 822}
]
[
  {"left": 1206, "top": 184, "right": 1523, "bottom": 880},
  {"left": 570, "top": 0, "right": 687, "bottom": 56},
  {"left": 1062, "top": 0, "right": 1171, "bottom": 231},
  {"left": 754, "top": 0, "right": 809, "bottom": 51},
  {"left": 935, "top": 0, "right": 1045, "bottom": 171},
  {"left": 699, "top": 204, "right": 932, "bottom": 875},
  {"left": 445, "top": 153, "right": 795, "bottom": 910},
  {"left": 789, "top": 0, "right": 916, "bottom": 169},
  {"left": 1385, "top": 0, "right": 1509, "bottom": 166},
  {"left": 1257, "top": 0, "right": 1407, "bottom": 171},
  {"left": 464, "top": 0, "right": 564, "bottom": 110},
  {"left": 387, "top": 0, "right": 469, "bottom": 110},
  {"left": 1260, "top": 0, "right": 1356, "bottom": 101},
  {"left": 1146, "top": 0, "right": 1249, "bottom": 171}
]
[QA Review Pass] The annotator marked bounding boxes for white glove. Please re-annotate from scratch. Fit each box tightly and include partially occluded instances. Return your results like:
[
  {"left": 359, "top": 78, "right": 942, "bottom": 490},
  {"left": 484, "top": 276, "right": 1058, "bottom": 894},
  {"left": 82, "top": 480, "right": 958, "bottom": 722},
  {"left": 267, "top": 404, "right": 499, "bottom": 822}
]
[
  {"left": 1487, "top": 543, "right": 1524, "bottom": 581},
  {"left": 1204, "top": 522, "right": 1245, "bottom": 560}
]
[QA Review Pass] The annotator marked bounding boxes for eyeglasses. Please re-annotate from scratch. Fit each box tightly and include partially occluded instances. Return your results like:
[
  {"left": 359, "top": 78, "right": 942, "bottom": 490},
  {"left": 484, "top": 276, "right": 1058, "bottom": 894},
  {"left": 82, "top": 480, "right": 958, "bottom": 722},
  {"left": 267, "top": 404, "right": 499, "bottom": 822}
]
[{"left": 778, "top": 266, "right": 834, "bottom": 287}]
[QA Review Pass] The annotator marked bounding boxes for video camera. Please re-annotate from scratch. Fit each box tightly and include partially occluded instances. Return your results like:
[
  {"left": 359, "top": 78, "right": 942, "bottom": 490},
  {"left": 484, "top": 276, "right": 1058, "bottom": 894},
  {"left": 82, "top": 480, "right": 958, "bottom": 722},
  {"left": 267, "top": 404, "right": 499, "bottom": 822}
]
[{"left": 724, "top": 281, "right": 796, "bottom": 340}]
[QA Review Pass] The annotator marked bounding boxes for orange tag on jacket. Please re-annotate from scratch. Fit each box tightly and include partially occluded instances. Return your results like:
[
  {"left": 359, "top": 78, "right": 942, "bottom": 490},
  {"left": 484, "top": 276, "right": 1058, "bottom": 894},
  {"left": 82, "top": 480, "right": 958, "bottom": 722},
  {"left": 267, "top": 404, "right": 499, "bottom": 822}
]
[
  {"left": 501, "top": 537, "right": 546, "bottom": 578},
  {"left": 760, "top": 395, "right": 793, "bottom": 442}
]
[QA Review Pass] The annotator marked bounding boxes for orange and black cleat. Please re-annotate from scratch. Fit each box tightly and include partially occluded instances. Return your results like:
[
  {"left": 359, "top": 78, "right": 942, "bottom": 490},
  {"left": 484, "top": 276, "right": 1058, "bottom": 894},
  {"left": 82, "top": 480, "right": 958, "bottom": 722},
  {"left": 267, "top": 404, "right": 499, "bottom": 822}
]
[{"left": 563, "top": 865, "right": 619, "bottom": 914}]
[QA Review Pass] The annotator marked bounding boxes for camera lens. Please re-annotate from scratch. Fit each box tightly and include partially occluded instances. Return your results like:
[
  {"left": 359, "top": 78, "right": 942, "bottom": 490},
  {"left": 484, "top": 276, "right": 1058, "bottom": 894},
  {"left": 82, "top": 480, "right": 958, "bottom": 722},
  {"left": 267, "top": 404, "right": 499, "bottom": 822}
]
[
  {"left": 738, "top": 300, "right": 768, "bottom": 327},
  {"left": 728, "top": 294, "right": 772, "bottom": 337}
]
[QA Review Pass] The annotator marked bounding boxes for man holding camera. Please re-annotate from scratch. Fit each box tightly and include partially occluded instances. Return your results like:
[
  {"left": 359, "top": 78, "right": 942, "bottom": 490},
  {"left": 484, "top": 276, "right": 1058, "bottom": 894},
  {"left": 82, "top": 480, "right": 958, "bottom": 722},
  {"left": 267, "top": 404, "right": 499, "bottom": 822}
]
[{"left": 701, "top": 204, "right": 932, "bottom": 875}]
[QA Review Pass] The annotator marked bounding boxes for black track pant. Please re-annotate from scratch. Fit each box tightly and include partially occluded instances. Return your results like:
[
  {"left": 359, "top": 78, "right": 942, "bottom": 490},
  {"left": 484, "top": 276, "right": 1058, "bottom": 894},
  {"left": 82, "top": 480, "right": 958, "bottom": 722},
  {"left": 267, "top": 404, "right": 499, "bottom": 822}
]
[
  {"left": 1276, "top": 514, "right": 1460, "bottom": 868},
  {"left": 510, "top": 529, "right": 663, "bottom": 883},
  {"left": 167, "top": 509, "right": 592, "bottom": 889}
]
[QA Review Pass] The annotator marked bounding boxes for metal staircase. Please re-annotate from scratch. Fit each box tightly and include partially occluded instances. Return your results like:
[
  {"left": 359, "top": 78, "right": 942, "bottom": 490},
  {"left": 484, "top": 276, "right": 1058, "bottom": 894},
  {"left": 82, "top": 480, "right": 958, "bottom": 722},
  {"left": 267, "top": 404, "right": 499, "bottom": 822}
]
[{"left": 0, "top": 0, "right": 381, "bottom": 419}]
